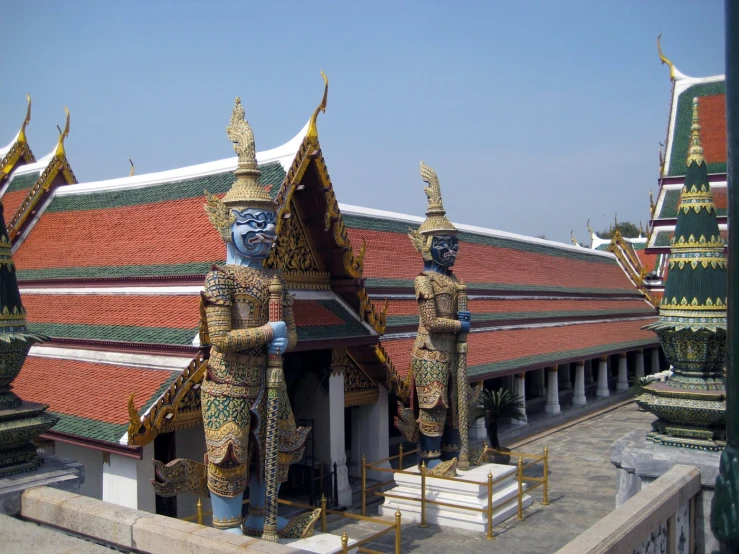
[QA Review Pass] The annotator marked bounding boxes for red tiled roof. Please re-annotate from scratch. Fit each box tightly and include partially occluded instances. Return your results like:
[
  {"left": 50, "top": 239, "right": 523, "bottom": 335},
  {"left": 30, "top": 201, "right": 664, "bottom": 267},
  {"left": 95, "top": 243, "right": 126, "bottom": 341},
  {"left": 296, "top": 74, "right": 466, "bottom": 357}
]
[
  {"left": 635, "top": 249, "right": 658, "bottom": 274},
  {"left": 293, "top": 300, "right": 345, "bottom": 326},
  {"left": 15, "top": 198, "right": 222, "bottom": 271},
  {"left": 15, "top": 357, "right": 173, "bottom": 424},
  {"left": 699, "top": 94, "right": 727, "bottom": 165},
  {"left": 382, "top": 318, "right": 658, "bottom": 380},
  {"left": 347, "top": 227, "right": 636, "bottom": 292},
  {"left": 3, "top": 190, "right": 30, "bottom": 226},
  {"left": 22, "top": 294, "right": 201, "bottom": 328}
]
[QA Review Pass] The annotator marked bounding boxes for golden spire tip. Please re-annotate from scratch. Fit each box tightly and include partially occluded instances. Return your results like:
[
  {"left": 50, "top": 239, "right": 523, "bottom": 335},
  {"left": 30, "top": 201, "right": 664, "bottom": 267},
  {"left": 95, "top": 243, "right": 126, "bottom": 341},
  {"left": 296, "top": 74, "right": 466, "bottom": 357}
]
[
  {"left": 657, "top": 33, "right": 675, "bottom": 81},
  {"left": 308, "top": 71, "right": 329, "bottom": 139}
]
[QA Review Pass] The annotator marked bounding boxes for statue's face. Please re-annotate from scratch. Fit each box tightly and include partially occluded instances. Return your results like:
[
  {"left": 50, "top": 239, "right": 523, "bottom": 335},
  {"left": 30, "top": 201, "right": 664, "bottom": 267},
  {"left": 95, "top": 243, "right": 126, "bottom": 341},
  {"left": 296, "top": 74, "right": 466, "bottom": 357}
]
[
  {"left": 230, "top": 208, "right": 277, "bottom": 260},
  {"left": 429, "top": 234, "right": 459, "bottom": 267}
]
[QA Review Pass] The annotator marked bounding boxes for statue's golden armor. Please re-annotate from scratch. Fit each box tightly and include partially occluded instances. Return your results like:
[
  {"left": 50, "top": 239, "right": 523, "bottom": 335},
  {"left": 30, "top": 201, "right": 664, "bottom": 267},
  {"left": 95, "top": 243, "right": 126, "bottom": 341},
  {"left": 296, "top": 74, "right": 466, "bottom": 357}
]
[
  {"left": 201, "top": 265, "right": 306, "bottom": 497},
  {"left": 412, "top": 271, "right": 462, "bottom": 445}
]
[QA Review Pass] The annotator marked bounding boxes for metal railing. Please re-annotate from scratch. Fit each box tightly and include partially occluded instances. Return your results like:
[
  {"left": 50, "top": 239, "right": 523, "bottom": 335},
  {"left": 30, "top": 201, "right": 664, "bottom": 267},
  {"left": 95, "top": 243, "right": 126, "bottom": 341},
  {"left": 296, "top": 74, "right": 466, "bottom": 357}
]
[
  {"left": 182, "top": 493, "right": 401, "bottom": 554},
  {"left": 361, "top": 442, "right": 550, "bottom": 540}
]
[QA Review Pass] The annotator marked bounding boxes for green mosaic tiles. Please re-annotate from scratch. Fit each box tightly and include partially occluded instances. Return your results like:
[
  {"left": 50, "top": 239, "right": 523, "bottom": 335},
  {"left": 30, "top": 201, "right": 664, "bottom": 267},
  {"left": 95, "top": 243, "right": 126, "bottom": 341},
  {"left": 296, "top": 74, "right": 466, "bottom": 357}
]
[
  {"left": 27, "top": 323, "right": 198, "bottom": 345},
  {"left": 16, "top": 262, "right": 221, "bottom": 281},
  {"left": 4, "top": 171, "right": 40, "bottom": 194},
  {"left": 45, "top": 163, "right": 286, "bottom": 213}
]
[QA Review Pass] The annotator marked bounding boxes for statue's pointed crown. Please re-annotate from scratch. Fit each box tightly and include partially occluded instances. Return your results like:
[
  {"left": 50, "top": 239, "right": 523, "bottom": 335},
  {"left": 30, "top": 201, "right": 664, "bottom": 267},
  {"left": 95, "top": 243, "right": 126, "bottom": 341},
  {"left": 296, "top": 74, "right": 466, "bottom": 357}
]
[
  {"left": 223, "top": 97, "right": 274, "bottom": 211},
  {"left": 417, "top": 161, "right": 456, "bottom": 235}
]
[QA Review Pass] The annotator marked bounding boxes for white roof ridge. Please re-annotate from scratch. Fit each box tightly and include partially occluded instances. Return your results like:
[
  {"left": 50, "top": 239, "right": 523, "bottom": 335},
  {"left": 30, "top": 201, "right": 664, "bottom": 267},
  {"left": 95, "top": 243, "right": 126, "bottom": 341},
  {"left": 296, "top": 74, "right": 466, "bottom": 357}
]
[
  {"left": 0, "top": 131, "right": 21, "bottom": 157},
  {"left": 56, "top": 120, "right": 310, "bottom": 197},
  {"left": 339, "top": 203, "right": 616, "bottom": 259}
]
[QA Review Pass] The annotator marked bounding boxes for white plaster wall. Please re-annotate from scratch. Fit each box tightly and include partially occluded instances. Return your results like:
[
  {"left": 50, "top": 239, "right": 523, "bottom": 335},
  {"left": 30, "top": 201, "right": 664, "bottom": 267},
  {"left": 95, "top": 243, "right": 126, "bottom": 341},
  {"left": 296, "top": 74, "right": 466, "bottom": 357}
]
[
  {"left": 103, "top": 453, "right": 138, "bottom": 508},
  {"left": 55, "top": 442, "right": 103, "bottom": 500}
]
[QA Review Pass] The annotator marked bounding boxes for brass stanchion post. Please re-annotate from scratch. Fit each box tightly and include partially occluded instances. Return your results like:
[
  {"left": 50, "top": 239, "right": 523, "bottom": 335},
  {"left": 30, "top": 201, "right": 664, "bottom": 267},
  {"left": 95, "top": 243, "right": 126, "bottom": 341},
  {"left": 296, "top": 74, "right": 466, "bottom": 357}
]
[
  {"left": 419, "top": 461, "right": 428, "bottom": 528},
  {"left": 361, "top": 453, "right": 367, "bottom": 516},
  {"left": 395, "top": 508, "right": 402, "bottom": 554},
  {"left": 321, "top": 493, "right": 327, "bottom": 533},
  {"left": 517, "top": 456, "right": 524, "bottom": 520},
  {"left": 487, "top": 471, "right": 494, "bottom": 540},
  {"left": 398, "top": 443, "right": 404, "bottom": 470},
  {"left": 543, "top": 445, "right": 549, "bottom": 505},
  {"left": 341, "top": 532, "right": 348, "bottom": 554},
  {"left": 196, "top": 496, "right": 203, "bottom": 526}
]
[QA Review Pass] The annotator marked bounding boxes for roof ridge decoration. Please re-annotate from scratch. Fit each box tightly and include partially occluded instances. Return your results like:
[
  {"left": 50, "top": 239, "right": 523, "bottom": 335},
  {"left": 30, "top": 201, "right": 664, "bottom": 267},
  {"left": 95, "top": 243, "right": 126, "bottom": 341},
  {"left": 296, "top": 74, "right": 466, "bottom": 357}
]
[
  {"left": 7, "top": 106, "right": 77, "bottom": 242},
  {"left": 686, "top": 97, "right": 705, "bottom": 166},
  {"left": 307, "top": 71, "right": 328, "bottom": 140},
  {"left": 1, "top": 95, "right": 36, "bottom": 185},
  {"left": 657, "top": 33, "right": 690, "bottom": 82}
]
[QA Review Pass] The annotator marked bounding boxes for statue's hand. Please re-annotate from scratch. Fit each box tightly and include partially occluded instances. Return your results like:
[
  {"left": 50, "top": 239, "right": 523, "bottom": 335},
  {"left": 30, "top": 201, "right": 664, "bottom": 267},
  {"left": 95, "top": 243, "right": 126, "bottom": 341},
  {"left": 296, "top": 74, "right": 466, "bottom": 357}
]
[
  {"left": 458, "top": 311, "right": 471, "bottom": 334},
  {"left": 268, "top": 337, "right": 288, "bottom": 355},
  {"left": 269, "top": 321, "right": 287, "bottom": 339}
]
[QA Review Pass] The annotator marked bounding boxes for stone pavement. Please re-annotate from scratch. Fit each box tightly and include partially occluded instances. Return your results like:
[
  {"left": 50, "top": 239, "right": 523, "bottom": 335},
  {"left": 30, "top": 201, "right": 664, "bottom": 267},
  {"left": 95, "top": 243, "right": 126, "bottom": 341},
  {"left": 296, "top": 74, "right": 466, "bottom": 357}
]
[{"left": 323, "top": 402, "right": 656, "bottom": 553}]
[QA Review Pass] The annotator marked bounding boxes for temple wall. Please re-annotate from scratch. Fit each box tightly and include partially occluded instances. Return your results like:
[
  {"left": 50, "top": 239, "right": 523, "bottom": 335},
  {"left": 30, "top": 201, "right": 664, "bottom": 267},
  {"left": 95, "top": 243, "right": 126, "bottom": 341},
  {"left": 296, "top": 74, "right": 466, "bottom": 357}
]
[{"left": 54, "top": 442, "right": 102, "bottom": 500}]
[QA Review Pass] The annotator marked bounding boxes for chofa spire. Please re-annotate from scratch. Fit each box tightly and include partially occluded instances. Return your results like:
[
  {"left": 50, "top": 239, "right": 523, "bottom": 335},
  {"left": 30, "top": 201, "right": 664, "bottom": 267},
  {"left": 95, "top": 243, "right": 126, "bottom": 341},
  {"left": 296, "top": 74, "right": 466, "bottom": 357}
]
[{"left": 686, "top": 97, "right": 705, "bottom": 166}]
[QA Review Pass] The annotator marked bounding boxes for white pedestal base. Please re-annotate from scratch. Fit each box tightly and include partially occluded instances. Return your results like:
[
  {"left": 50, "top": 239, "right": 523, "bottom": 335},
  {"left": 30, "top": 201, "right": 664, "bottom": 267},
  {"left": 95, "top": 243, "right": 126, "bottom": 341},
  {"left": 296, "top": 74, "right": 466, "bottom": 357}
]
[
  {"left": 285, "top": 533, "right": 358, "bottom": 554},
  {"left": 378, "top": 463, "right": 532, "bottom": 533}
]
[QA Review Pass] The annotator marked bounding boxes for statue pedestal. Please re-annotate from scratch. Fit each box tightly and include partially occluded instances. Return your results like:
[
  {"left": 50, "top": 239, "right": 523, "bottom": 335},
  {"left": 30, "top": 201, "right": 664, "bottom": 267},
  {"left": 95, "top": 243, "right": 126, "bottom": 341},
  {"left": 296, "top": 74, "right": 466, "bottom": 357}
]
[
  {"left": 0, "top": 454, "right": 84, "bottom": 516},
  {"left": 611, "top": 429, "right": 720, "bottom": 553},
  {"left": 378, "top": 462, "right": 532, "bottom": 532},
  {"left": 284, "top": 533, "right": 358, "bottom": 553}
]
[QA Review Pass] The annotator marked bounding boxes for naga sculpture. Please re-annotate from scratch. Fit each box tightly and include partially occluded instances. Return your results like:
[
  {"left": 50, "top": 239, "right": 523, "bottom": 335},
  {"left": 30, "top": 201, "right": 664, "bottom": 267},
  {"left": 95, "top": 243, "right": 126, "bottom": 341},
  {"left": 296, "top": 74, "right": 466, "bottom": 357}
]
[
  {"left": 395, "top": 162, "right": 472, "bottom": 476},
  {"left": 153, "top": 98, "right": 319, "bottom": 539}
]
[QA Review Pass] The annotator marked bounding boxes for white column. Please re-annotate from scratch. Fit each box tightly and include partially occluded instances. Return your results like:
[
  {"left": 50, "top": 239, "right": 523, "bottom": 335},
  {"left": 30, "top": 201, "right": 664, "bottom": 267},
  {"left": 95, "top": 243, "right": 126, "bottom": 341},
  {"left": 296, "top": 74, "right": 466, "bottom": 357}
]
[
  {"left": 558, "top": 363, "right": 572, "bottom": 390},
  {"left": 512, "top": 373, "right": 527, "bottom": 425},
  {"left": 329, "top": 367, "right": 352, "bottom": 507},
  {"left": 651, "top": 348, "right": 661, "bottom": 374},
  {"left": 469, "top": 417, "right": 487, "bottom": 441},
  {"left": 355, "top": 387, "right": 390, "bottom": 481},
  {"left": 545, "top": 366, "right": 561, "bottom": 414},
  {"left": 635, "top": 349, "right": 645, "bottom": 379},
  {"left": 617, "top": 353, "right": 629, "bottom": 391},
  {"left": 531, "top": 368, "right": 547, "bottom": 397},
  {"left": 572, "top": 362, "right": 587, "bottom": 405},
  {"left": 597, "top": 356, "right": 610, "bottom": 397}
]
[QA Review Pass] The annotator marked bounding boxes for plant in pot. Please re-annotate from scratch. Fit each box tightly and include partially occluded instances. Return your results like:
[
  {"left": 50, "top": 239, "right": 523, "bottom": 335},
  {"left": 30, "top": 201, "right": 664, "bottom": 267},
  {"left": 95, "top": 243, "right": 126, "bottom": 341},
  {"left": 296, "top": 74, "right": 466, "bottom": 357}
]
[{"left": 470, "top": 387, "right": 525, "bottom": 464}]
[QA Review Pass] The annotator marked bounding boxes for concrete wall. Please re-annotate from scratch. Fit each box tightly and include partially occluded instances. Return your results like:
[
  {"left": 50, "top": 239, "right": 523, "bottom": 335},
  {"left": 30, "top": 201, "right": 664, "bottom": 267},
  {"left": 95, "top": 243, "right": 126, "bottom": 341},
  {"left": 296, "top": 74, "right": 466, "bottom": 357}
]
[
  {"left": 102, "top": 442, "right": 156, "bottom": 513},
  {"left": 175, "top": 426, "right": 212, "bottom": 519},
  {"left": 55, "top": 442, "right": 103, "bottom": 500}
]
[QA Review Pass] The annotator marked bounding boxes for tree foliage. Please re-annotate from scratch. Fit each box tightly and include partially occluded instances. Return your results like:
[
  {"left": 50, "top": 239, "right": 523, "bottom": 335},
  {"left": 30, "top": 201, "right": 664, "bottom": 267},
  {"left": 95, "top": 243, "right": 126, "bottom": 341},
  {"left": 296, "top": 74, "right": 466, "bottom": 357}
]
[{"left": 596, "top": 221, "right": 641, "bottom": 239}]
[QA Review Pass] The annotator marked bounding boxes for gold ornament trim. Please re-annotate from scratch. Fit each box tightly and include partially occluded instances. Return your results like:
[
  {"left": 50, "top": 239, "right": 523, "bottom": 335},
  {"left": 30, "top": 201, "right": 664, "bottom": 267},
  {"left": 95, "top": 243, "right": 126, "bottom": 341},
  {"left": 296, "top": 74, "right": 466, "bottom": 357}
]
[
  {"left": 657, "top": 33, "right": 676, "bottom": 81},
  {"left": 265, "top": 201, "right": 322, "bottom": 272},
  {"left": 127, "top": 351, "right": 208, "bottom": 446},
  {"left": 344, "top": 355, "right": 379, "bottom": 407},
  {"left": 307, "top": 71, "right": 328, "bottom": 140},
  {"left": 686, "top": 97, "right": 705, "bottom": 166},
  {"left": 375, "top": 343, "right": 410, "bottom": 403},
  {"left": 1, "top": 94, "right": 36, "bottom": 184}
]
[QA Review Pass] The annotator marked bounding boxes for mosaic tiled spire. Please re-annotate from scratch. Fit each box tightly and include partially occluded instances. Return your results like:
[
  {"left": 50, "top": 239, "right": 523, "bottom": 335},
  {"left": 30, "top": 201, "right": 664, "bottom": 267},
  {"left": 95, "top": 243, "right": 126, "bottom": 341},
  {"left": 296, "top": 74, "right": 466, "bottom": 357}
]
[
  {"left": 648, "top": 97, "right": 728, "bottom": 333},
  {"left": 637, "top": 98, "right": 727, "bottom": 450}
]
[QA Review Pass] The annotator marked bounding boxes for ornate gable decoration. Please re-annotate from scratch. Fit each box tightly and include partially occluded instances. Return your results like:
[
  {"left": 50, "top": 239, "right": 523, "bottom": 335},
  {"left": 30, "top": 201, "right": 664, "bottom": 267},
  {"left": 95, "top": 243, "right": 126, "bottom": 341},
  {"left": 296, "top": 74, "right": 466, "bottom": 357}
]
[
  {"left": 345, "top": 355, "right": 379, "bottom": 407},
  {"left": 1, "top": 95, "right": 36, "bottom": 186},
  {"left": 127, "top": 350, "right": 207, "bottom": 446}
]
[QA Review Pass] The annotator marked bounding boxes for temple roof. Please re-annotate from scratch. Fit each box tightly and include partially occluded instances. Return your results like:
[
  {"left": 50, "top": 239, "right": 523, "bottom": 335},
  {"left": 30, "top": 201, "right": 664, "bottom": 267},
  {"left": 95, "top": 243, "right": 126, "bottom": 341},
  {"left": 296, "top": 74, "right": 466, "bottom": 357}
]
[{"left": 342, "top": 204, "right": 658, "bottom": 384}]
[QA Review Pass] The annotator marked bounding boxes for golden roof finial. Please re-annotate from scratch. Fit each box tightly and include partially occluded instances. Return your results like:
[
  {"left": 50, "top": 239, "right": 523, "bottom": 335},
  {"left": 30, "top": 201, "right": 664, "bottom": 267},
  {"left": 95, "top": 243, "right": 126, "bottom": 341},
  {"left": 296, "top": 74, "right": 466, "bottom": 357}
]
[
  {"left": 657, "top": 33, "right": 675, "bottom": 81},
  {"left": 307, "top": 71, "right": 329, "bottom": 140},
  {"left": 639, "top": 221, "right": 644, "bottom": 237},
  {"left": 586, "top": 219, "right": 594, "bottom": 236},
  {"left": 55, "top": 107, "right": 70, "bottom": 158},
  {"left": 18, "top": 94, "right": 31, "bottom": 144},
  {"left": 686, "top": 97, "right": 705, "bottom": 166},
  {"left": 570, "top": 230, "right": 578, "bottom": 246},
  {"left": 614, "top": 213, "right": 619, "bottom": 229},
  {"left": 649, "top": 189, "right": 656, "bottom": 216},
  {"left": 129, "top": 159, "right": 135, "bottom": 177}
]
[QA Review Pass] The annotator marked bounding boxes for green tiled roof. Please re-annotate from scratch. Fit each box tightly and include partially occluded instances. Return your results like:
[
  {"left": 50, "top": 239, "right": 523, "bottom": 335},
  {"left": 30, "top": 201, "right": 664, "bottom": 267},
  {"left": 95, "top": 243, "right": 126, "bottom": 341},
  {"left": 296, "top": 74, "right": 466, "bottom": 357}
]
[
  {"left": 652, "top": 230, "right": 673, "bottom": 248},
  {"left": 467, "top": 337, "right": 658, "bottom": 379},
  {"left": 344, "top": 215, "right": 618, "bottom": 265},
  {"left": 4, "top": 171, "right": 40, "bottom": 194},
  {"left": 17, "top": 262, "right": 221, "bottom": 281},
  {"left": 45, "top": 162, "right": 286, "bottom": 214},
  {"left": 364, "top": 277, "right": 643, "bottom": 296},
  {"left": 27, "top": 322, "right": 198, "bottom": 345},
  {"left": 385, "top": 308, "right": 656, "bottom": 329},
  {"left": 667, "top": 80, "right": 726, "bottom": 176},
  {"left": 658, "top": 187, "right": 728, "bottom": 219}
]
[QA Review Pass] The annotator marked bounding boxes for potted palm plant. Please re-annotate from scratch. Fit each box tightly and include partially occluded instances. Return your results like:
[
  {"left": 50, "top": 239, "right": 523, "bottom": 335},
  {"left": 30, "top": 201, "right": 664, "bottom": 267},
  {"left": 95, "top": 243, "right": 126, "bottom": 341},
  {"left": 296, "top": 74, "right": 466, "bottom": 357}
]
[{"left": 470, "top": 387, "right": 526, "bottom": 464}]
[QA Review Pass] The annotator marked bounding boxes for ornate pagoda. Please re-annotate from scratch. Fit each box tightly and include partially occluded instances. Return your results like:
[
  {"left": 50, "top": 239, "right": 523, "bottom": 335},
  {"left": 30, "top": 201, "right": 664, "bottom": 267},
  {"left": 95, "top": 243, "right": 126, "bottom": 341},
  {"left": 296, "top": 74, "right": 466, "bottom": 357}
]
[
  {"left": 636, "top": 97, "right": 727, "bottom": 451},
  {"left": 0, "top": 200, "right": 57, "bottom": 475}
]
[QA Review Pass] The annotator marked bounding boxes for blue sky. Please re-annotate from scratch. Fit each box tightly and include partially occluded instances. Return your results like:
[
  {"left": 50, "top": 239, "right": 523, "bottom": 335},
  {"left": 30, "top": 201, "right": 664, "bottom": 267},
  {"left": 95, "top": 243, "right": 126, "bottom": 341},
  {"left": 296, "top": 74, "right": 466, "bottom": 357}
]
[{"left": 1, "top": 1, "right": 725, "bottom": 243}]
